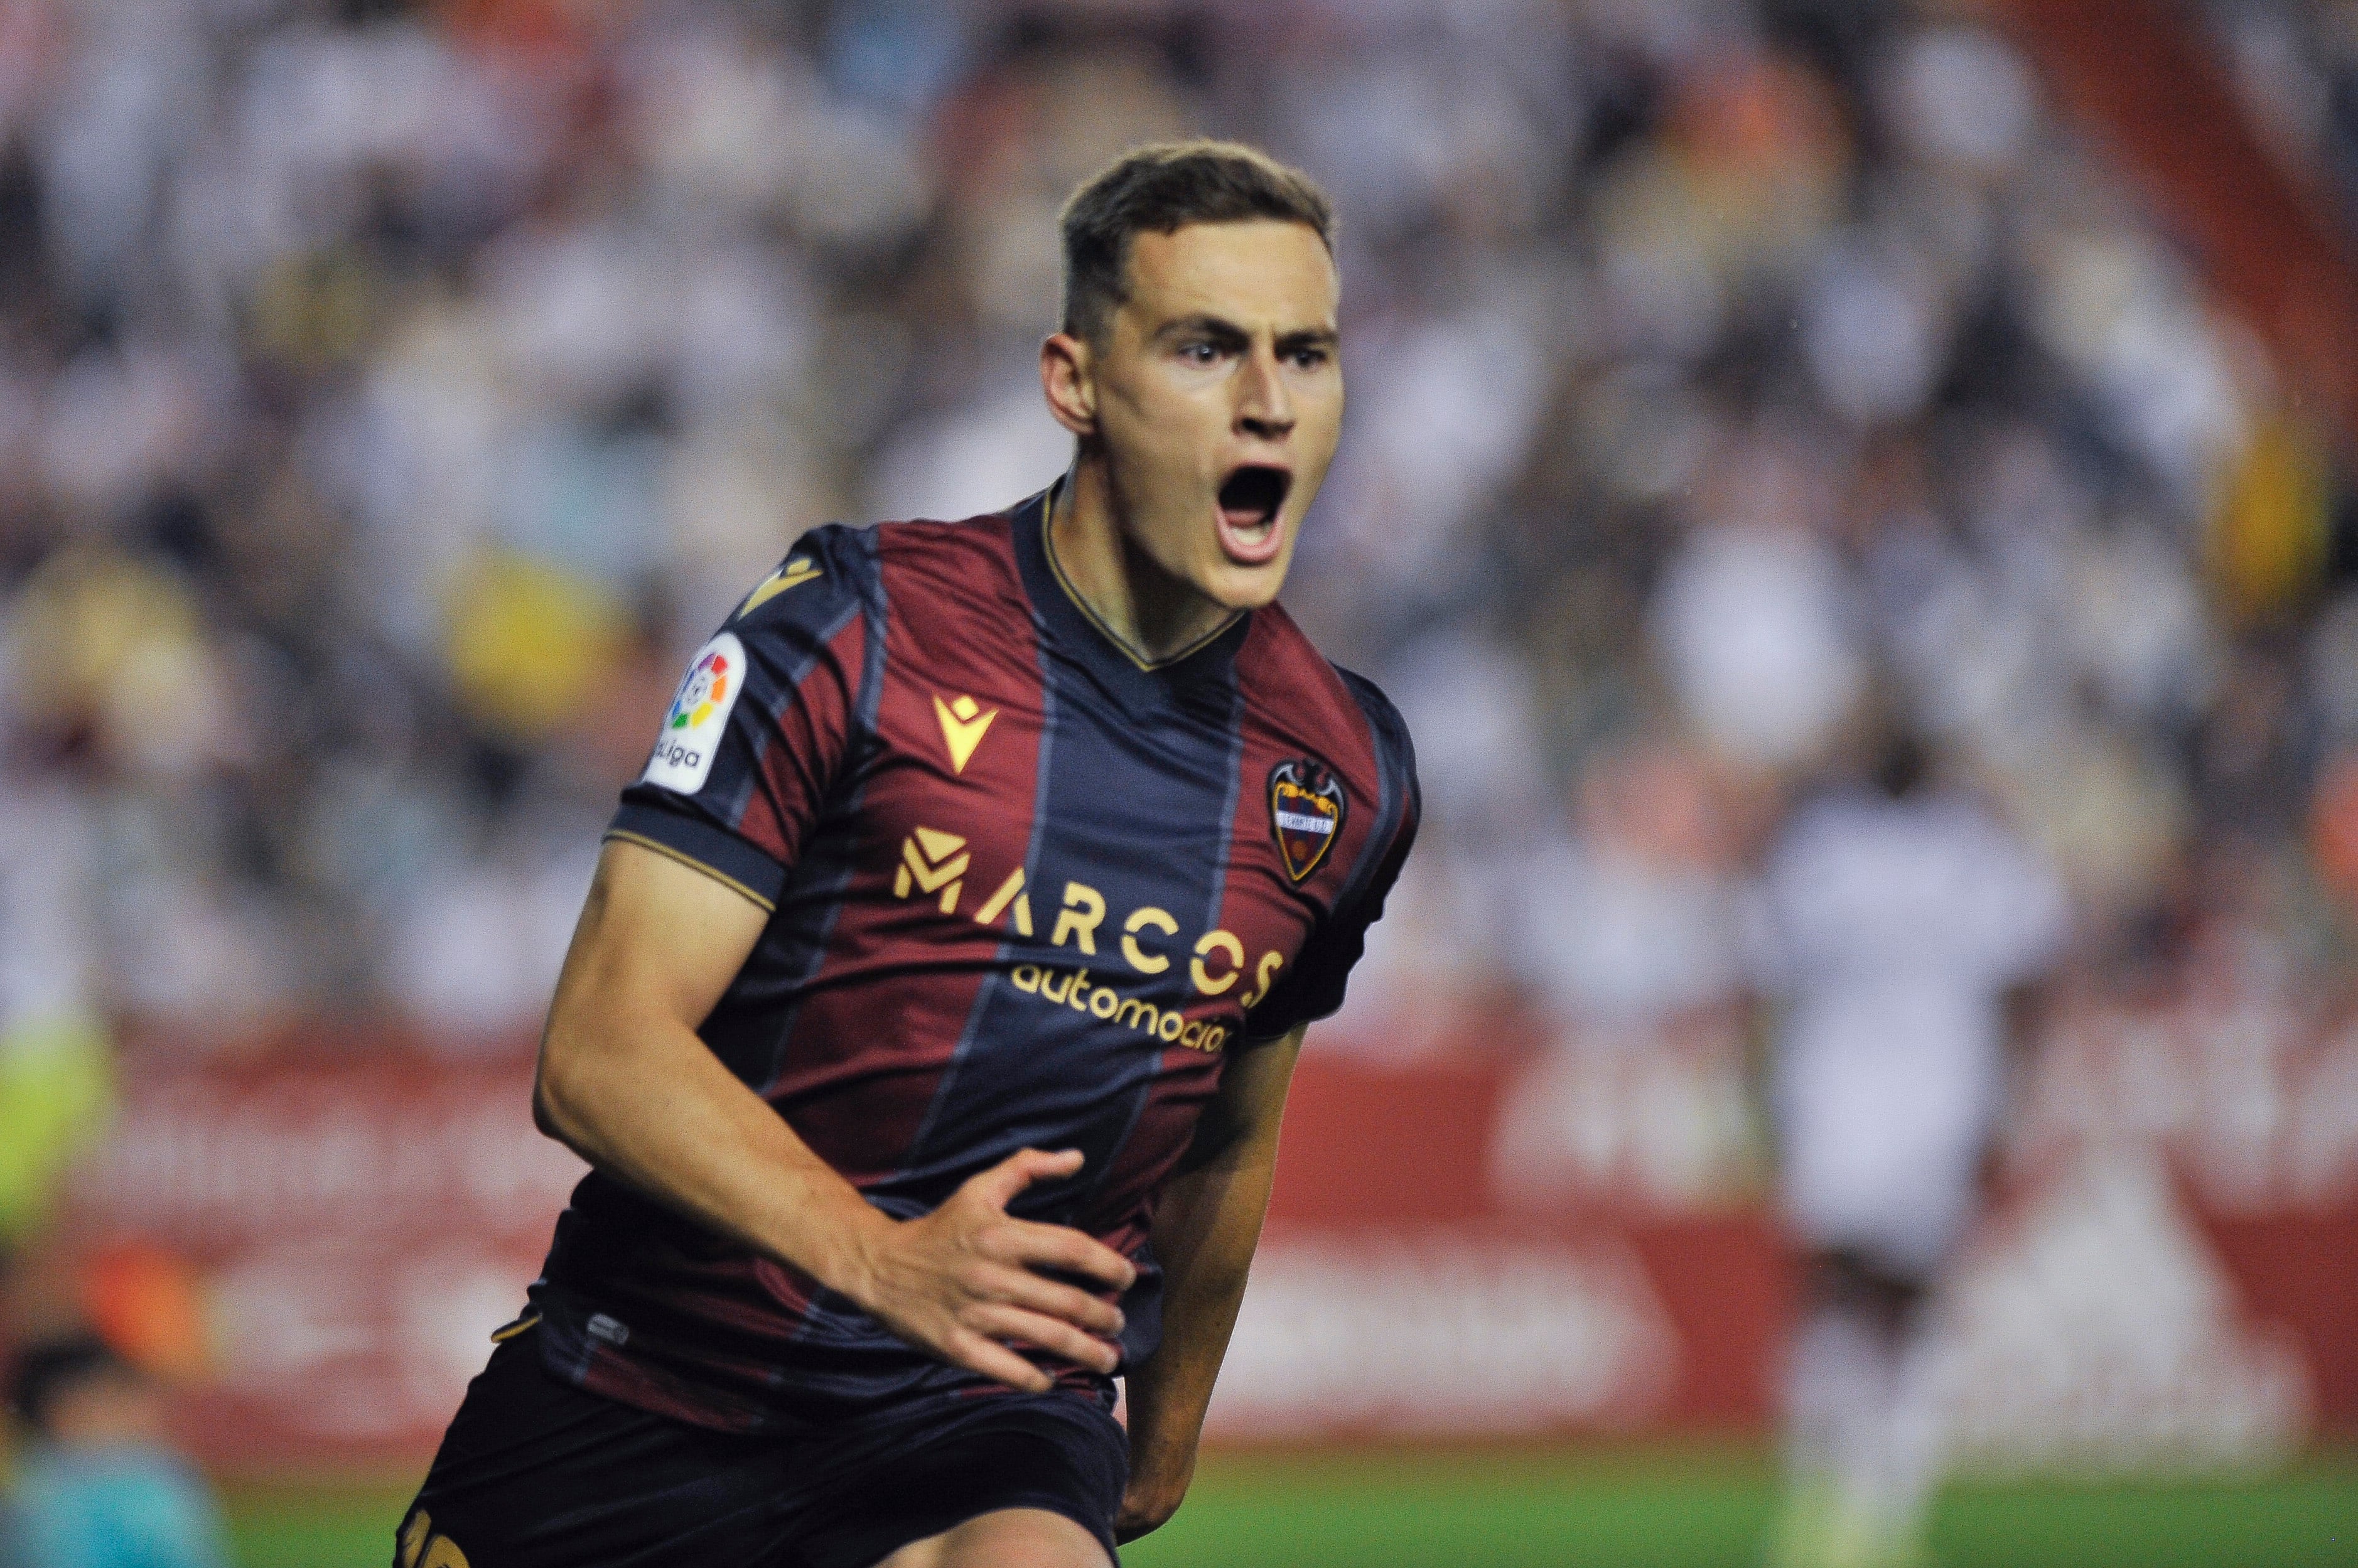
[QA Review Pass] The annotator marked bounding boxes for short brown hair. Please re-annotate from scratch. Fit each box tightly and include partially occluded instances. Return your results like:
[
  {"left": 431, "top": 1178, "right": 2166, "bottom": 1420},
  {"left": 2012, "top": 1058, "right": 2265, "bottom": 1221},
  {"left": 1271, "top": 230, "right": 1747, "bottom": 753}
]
[{"left": 1059, "top": 140, "right": 1335, "bottom": 345}]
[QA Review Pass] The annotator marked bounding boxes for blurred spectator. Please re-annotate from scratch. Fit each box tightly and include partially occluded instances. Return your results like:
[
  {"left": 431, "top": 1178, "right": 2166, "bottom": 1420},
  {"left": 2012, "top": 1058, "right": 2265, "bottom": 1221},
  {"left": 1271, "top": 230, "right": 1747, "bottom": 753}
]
[
  {"left": 0, "top": 773, "right": 112, "bottom": 1355},
  {"left": 1511, "top": 736, "right": 1747, "bottom": 1029},
  {"left": 4, "top": 1336, "right": 229, "bottom": 1568},
  {"left": 2207, "top": 0, "right": 2358, "bottom": 236},
  {"left": 1751, "top": 719, "right": 2069, "bottom": 1568},
  {"left": 0, "top": 785, "right": 109, "bottom": 1256}
]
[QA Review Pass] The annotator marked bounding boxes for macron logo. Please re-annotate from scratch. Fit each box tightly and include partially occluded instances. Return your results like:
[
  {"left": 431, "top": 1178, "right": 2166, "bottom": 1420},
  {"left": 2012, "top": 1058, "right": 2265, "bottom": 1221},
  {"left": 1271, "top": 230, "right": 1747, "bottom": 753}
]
[{"left": 934, "top": 694, "right": 998, "bottom": 775}]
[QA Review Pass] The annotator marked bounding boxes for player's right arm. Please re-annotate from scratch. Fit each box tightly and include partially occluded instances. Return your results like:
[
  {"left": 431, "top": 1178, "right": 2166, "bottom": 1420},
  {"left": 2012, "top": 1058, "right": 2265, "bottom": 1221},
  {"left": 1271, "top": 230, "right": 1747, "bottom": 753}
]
[{"left": 535, "top": 837, "right": 1136, "bottom": 1393}]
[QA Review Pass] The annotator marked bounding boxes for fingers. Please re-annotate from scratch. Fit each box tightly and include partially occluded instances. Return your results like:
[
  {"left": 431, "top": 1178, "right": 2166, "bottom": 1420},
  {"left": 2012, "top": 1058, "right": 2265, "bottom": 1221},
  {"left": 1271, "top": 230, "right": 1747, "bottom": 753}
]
[
  {"left": 964, "top": 1302, "right": 1122, "bottom": 1377},
  {"left": 993, "top": 1219, "right": 1138, "bottom": 1293},
  {"left": 982, "top": 1264, "right": 1126, "bottom": 1338},
  {"left": 941, "top": 1327, "right": 1055, "bottom": 1394},
  {"left": 962, "top": 1146, "right": 1085, "bottom": 1211},
  {"left": 873, "top": 1151, "right": 1141, "bottom": 1395}
]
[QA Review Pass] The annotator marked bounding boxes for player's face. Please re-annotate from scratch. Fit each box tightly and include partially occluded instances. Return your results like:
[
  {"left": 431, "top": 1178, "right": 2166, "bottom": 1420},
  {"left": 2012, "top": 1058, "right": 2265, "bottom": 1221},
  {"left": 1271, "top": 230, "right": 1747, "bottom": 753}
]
[{"left": 1085, "top": 220, "right": 1343, "bottom": 610}]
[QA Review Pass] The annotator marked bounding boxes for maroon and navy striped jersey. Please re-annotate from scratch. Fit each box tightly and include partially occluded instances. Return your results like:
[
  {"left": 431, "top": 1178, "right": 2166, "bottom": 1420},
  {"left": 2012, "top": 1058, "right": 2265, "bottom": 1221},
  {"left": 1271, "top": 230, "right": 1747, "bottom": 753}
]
[{"left": 529, "top": 487, "right": 1419, "bottom": 1433}]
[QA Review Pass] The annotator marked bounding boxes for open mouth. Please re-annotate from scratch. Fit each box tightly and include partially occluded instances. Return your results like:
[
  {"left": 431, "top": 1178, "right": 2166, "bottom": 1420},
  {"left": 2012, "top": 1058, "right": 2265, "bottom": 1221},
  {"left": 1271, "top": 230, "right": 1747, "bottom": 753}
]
[{"left": 1215, "top": 465, "right": 1292, "bottom": 565}]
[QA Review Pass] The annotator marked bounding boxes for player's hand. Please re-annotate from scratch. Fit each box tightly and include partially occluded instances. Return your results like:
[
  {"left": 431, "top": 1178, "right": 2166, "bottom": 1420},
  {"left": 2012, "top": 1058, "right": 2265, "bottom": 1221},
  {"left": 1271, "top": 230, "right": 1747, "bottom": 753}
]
[{"left": 849, "top": 1147, "right": 1138, "bottom": 1393}]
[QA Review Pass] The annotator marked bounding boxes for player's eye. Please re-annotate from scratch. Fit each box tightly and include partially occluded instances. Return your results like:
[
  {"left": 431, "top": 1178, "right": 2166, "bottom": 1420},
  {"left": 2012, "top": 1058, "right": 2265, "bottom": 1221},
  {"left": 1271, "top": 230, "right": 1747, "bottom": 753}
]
[
  {"left": 1177, "top": 340, "right": 1224, "bottom": 365},
  {"left": 1286, "top": 346, "right": 1331, "bottom": 369}
]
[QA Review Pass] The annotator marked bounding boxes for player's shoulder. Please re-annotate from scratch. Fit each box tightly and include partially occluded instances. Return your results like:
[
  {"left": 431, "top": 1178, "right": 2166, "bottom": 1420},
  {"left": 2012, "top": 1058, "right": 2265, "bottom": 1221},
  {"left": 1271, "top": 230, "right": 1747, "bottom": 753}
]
[
  {"left": 1329, "top": 663, "right": 1414, "bottom": 778},
  {"left": 724, "top": 522, "right": 880, "bottom": 642},
  {"left": 864, "top": 507, "right": 1023, "bottom": 579},
  {"left": 857, "top": 507, "right": 1032, "bottom": 620},
  {"left": 723, "top": 509, "right": 1020, "bottom": 627},
  {"left": 1239, "top": 604, "right": 1418, "bottom": 797}
]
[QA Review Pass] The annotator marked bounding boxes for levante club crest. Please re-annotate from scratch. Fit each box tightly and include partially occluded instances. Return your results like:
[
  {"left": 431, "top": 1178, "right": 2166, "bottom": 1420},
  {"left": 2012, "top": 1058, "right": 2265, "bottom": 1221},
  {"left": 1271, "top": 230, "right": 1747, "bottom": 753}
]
[{"left": 1268, "top": 758, "right": 1346, "bottom": 883}]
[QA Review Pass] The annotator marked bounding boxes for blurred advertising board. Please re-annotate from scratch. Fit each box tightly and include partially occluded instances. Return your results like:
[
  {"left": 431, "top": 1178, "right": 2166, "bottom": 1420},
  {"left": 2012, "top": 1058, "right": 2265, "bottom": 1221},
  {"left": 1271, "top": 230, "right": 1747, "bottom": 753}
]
[
  {"left": 62, "top": 1036, "right": 581, "bottom": 1471},
  {"left": 62, "top": 992, "right": 2358, "bottom": 1473}
]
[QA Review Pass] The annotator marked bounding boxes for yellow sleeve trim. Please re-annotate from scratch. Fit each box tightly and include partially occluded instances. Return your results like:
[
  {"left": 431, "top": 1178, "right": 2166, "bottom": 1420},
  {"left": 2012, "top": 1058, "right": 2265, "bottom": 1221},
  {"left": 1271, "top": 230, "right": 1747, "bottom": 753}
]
[
  {"left": 602, "top": 830, "right": 778, "bottom": 913},
  {"left": 488, "top": 1312, "right": 541, "bottom": 1343}
]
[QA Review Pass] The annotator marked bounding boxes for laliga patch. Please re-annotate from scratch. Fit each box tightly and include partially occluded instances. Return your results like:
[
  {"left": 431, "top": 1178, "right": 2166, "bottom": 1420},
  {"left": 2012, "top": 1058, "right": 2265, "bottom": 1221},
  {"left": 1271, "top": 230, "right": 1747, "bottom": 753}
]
[
  {"left": 643, "top": 632, "right": 745, "bottom": 794},
  {"left": 1268, "top": 756, "right": 1346, "bottom": 883}
]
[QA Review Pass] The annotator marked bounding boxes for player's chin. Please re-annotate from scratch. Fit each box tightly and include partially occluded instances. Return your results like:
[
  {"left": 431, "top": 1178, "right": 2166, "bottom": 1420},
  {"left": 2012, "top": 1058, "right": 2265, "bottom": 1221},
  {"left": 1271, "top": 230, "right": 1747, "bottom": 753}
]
[
  {"left": 1200, "top": 508, "right": 1298, "bottom": 608},
  {"left": 1196, "top": 546, "right": 1292, "bottom": 610}
]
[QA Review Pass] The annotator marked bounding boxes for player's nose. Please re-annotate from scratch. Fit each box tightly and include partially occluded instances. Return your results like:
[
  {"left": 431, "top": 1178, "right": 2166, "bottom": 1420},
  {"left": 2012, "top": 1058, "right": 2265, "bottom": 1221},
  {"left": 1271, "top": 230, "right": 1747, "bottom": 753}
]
[{"left": 1235, "top": 343, "right": 1294, "bottom": 441}]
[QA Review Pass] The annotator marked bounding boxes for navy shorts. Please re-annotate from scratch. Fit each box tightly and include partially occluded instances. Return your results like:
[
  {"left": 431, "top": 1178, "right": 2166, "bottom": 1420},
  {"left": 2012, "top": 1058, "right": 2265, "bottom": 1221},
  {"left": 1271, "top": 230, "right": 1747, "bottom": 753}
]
[{"left": 394, "top": 1332, "right": 1126, "bottom": 1568}]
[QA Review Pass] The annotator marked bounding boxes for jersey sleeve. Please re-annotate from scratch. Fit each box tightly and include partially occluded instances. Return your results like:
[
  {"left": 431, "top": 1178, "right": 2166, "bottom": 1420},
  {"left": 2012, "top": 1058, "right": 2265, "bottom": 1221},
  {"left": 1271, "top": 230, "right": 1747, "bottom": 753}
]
[
  {"left": 1244, "top": 671, "right": 1421, "bottom": 1043},
  {"left": 605, "top": 526, "right": 876, "bottom": 911}
]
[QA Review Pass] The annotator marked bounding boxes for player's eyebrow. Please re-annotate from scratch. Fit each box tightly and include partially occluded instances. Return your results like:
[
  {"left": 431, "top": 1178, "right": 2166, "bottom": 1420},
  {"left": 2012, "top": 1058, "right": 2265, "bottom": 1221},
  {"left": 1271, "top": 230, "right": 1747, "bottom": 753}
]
[
  {"left": 1155, "top": 314, "right": 1252, "bottom": 350},
  {"left": 1154, "top": 315, "right": 1340, "bottom": 356}
]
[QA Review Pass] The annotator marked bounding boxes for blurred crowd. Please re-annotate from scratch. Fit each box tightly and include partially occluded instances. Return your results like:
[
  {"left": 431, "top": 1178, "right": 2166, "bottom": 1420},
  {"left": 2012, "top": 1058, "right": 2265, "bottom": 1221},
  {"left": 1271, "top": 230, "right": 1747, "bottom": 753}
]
[
  {"left": 0, "top": 0, "right": 2346, "bottom": 1055},
  {"left": 2209, "top": 0, "right": 2358, "bottom": 235}
]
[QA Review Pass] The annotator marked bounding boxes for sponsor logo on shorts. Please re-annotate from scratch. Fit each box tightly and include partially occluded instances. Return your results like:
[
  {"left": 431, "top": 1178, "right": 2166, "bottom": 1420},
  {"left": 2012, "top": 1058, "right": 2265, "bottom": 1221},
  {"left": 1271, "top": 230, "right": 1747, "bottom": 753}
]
[{"left": 400, "top": 1509, "right": 473, "bottom": 1568}]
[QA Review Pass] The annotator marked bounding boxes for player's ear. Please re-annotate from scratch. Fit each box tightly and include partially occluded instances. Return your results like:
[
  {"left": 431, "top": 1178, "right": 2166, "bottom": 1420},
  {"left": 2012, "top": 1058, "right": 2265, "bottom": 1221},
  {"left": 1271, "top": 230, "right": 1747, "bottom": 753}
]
[{"left": 1040, "top": 331, "right": 1097, "bottom": 439}]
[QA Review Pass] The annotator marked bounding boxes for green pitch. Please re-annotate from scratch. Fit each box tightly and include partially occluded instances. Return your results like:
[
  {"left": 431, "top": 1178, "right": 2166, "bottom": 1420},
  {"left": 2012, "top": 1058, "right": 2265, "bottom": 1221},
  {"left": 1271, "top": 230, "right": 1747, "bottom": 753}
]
[{"left": 225, "top": 1447, "right": 2358, "bottom": 1568}]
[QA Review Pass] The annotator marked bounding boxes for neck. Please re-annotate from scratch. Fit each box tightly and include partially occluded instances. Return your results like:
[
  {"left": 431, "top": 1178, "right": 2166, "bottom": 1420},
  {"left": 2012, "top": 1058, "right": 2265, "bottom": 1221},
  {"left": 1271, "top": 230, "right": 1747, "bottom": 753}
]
[{"left": 1047, "top": 454, "right": 1241, "bottom": 666}]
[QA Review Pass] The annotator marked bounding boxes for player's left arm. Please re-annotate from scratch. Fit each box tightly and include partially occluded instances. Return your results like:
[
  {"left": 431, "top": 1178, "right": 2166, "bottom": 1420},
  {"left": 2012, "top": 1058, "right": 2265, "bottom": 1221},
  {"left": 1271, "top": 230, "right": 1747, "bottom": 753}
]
[
  {"left": 1118, "top": 672, "right": 1419, "bottom": 1540},
  {"left": 1116, "top": 1022, "right": 1305, "bottom": 1544}
]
